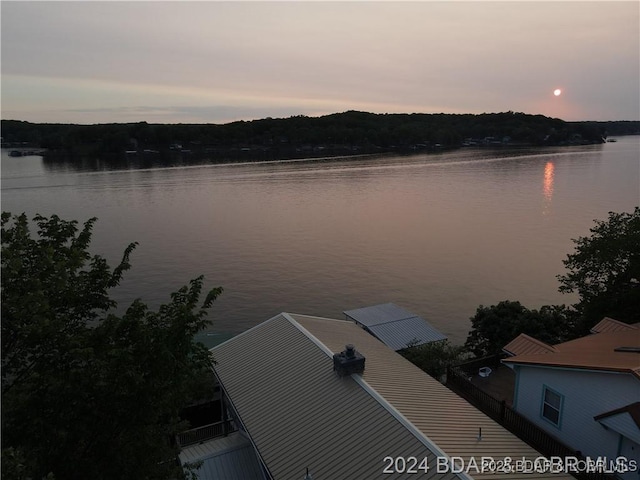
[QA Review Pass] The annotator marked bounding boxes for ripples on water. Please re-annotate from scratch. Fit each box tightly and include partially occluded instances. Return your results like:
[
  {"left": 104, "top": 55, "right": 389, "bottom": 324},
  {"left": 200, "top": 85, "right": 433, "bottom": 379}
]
[{"left": 2, "top": 138, "right": 638, "bottom": 343}]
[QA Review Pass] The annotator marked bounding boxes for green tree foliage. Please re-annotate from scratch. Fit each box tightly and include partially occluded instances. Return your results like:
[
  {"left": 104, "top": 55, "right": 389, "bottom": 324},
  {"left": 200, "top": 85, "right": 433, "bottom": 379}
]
[
  {"left": 1, "top": 212, "right": 222, "bottom": 480},
  {"left": 465, "top": 208, "right": 640, "bottom": 358},
  {"left": 558, "top": 207, "right": 640, "bottom": 333},
  {"left": 401, "top": 340, "right": 469, "bottom": 380},
  {"left": 464, "top": 301, "right": 575, "bottom": 358}
]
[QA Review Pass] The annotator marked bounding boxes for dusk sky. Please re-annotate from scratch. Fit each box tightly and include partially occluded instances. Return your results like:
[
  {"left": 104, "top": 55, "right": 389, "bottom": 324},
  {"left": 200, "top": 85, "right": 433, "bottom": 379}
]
[{"left": 2, "top": 1, "right": 639, "bottom": 124}]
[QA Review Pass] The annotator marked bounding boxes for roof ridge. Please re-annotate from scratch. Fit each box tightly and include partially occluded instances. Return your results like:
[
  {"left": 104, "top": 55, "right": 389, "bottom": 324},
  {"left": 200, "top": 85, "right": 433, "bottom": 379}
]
[
  {"left": 518, "top": 333, "right": 556, "bottom": 350},
  {"left": 208, "top": 312, "right": 285, "bottom": 352},
  {"left": 379, "top": 315, "right": 422, "bottom": 325},
  {"left": 503, "top": 333, "right": 557, "bottom": 356},
  {"left": 287, "top": 313, "right": 351, "bottom": 324},
  {"left": 591, "top": 317, "right": 639, "bottom": 333},
  {"left": 284, "top": 312, "right": 471, "bottom": 480},
  {"left": 281, "top": 312, "right": 335, "bottom": 357},
  {"left": 554, "top": 328, "right": 640, "bottom": 350}
]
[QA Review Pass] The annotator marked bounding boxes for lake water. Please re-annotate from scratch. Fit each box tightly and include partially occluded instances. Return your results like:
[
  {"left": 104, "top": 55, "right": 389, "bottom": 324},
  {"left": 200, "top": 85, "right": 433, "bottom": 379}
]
[{"left": 2, "top": 137, "right": 638, "bottom": 344}]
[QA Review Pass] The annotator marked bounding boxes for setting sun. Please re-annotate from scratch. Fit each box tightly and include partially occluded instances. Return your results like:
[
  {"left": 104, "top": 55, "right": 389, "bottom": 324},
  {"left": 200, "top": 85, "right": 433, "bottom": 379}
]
[{"left": 554, "top": 88, "right": 562, "bottom": 96}]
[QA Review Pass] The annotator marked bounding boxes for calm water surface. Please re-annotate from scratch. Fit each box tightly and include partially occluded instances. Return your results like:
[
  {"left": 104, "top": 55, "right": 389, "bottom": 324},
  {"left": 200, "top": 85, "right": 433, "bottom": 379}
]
[{"left": 2, "top": 137, "right": 638, "bottom": 343}]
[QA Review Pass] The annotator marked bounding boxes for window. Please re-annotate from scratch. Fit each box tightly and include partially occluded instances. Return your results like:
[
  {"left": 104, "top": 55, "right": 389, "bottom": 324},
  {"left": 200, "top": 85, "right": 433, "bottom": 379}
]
[{"left": 541, "top": 386, "right": 563, "bottom": 427}]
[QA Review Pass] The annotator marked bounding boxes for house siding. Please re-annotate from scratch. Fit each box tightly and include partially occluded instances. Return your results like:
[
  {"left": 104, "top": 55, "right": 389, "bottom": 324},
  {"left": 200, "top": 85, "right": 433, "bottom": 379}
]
[
  {"left": 619, "top": 437, "right": 640, "bottom": 480},
  {"left": 513, "top": 365, "right": 640, "bottom": 463}
]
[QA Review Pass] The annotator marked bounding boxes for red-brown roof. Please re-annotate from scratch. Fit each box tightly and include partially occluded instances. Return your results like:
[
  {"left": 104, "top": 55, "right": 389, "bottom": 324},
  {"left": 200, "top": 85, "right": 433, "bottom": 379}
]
[
  {"left": 503, "top": 333, "right": 556, "bottom": 356},
  {"left": 591, "top": 317, "right": 639, "bottom": 334},
  {"left": 502, "top": 329, "right": 640, "bottom": 379}
]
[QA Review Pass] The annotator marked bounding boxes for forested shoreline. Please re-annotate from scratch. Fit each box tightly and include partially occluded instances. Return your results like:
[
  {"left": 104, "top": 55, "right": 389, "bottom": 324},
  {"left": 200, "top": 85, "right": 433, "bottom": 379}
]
[{"left": 2, "top": 111, "right": 638, "bottom": 166}]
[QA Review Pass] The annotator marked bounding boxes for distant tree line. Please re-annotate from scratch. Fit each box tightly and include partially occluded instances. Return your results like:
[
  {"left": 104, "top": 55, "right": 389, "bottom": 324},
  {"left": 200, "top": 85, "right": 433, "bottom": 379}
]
[
  {"left": 572, "top": 120, "right": 640, "bottom": 137},
  {"left": 2, "top": 111, "right": 629, "bottom": 166}
]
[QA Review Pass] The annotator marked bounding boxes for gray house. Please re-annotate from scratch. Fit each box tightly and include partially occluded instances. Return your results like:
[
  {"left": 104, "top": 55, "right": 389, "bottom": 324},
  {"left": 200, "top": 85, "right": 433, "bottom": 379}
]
[{"left": 502, "top": 319, "right": 640, "bottom": 480}]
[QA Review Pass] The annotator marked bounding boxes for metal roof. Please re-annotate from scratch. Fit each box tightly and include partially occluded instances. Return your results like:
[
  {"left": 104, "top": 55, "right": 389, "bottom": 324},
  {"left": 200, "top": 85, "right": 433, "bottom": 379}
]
[
  {"left": 594, "top": 402, "right": 640, "bottom": 444},
  {"left": 591, "top": 317, "right": 639, "bottom": 334},
  {"left": 344, "top": 303, "right": 418, "bottom": 326},
  {"left": 343, "top": 303, "right": 447, "bottom": 350},
  {"left": 211, "top": 313, "right": 573, "bottom": 480},
  {"left": 503, "top": 333, "right": 556, "bottom": 357},
  {"left": 502, "top": 329, "right": 640, "bottom": 379},
  {"left": 178, "top": 431, "right": 264, "bottom": 480},
  {"left": 211, "top": 313, "right": 461, "bottom": 480},
  {"left": 291, "top": 314, "right": 574, "bottom": 480}
]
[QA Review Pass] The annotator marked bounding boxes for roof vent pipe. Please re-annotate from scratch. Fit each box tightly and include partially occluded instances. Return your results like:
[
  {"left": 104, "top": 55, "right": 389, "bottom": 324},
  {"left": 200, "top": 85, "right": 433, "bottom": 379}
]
[{"left": 345, "top": 344, "right": 355, "bottom": 358}]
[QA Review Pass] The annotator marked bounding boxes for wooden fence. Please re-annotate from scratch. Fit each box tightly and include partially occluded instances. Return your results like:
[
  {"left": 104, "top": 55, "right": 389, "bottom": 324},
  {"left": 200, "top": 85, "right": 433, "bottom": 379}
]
[{"left": 446, "top": 366, "right": 616, "bottom": 480}]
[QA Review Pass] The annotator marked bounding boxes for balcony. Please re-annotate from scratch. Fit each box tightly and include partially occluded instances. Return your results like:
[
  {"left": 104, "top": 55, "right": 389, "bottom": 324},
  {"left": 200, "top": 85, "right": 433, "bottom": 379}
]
[{"left": 176, "top": 419, "right": 237, "bottom": 448}]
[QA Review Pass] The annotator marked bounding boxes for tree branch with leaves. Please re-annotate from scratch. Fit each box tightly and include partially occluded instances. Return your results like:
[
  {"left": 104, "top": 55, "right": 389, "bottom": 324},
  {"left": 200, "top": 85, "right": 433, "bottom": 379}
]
[
  {"left": 558, "top": 207, "right": 640, "bottom": 332},
  {"left": 1, "top": 212, "right": 222, "bottom": 480}
]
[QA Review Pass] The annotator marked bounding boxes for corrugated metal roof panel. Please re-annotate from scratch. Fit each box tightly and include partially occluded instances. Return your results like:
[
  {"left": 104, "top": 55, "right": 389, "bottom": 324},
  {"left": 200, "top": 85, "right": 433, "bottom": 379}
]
[
  {"left": 344, "top": 303, "right": 447, "bottom": 350},
  {"left": 292, "top": 314, "right": 574, "bottom": 480},
  {"left": 503, "top": 330, "right": 640, "bottom": 379},
  {"left": 591, "top": 317, "right": 639, "bottom": 333},
  {"left": 368, "top": 317, "right": 448, "bottom": 350},
  {"left": 344, "top": 302, "right": 415, "bottom": 326},
  {"left": 179, "top": 431, "right": 264, "bottom": 480},
  {"left": 211, "top": 314, "right": 461, "bottom": 480},
  {"left": 503, "top": 334, "right": 556, "bottom": 356}
]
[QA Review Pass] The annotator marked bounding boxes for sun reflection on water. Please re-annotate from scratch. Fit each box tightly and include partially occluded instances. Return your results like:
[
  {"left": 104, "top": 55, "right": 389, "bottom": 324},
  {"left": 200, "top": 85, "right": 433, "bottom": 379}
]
[{"left": 543, "top": 161, "right": 554, "bottom": 213}]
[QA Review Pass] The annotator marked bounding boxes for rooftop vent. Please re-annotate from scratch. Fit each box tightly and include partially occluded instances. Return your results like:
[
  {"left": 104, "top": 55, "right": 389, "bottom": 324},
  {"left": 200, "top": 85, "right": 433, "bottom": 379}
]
[{"left": 333, "top": 344, "right": 365, "bottom": 377}]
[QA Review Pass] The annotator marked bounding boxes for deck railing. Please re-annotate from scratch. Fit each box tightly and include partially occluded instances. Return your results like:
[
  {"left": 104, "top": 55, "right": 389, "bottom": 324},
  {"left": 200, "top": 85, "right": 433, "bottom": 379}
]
[
  {"left": 176, "top": 419, "right": 237, "bottom": 448},
  {"left": 446, "top": 366, "right": 616, "bottom": 480}
]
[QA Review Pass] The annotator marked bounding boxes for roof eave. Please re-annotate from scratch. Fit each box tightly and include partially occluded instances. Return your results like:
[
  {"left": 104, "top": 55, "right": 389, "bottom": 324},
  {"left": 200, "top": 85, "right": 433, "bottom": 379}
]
[{"left": 501, "top": 359, "right": 640, "bottom": 379}]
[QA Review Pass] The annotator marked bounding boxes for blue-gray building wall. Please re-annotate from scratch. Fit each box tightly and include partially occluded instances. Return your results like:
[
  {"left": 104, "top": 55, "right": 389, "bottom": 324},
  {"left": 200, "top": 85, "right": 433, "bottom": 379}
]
[{"left": 513, "top": 365, "right": 640, "bottom": 470}]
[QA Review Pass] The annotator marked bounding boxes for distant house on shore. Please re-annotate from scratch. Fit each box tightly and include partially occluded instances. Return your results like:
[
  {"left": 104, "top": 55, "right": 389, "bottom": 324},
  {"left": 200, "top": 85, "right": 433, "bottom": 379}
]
[
  {"left": 502, "top": 319, "right": 640, "bottom": 480},
  {"left": 179, "top": 312, "right": 574, "bottom": 480}
]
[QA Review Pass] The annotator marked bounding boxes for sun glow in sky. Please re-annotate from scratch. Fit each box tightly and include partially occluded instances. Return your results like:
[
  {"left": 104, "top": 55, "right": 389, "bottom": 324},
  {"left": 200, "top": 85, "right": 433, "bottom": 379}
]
[{"left": 1, "top": 2, "right": 639, "bottom": 124}]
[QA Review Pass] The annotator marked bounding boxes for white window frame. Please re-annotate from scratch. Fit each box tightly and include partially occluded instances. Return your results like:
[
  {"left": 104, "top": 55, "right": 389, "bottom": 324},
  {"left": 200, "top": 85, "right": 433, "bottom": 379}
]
[{"left": 540, "top": 385, "right": 563, "bottom": 428}]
